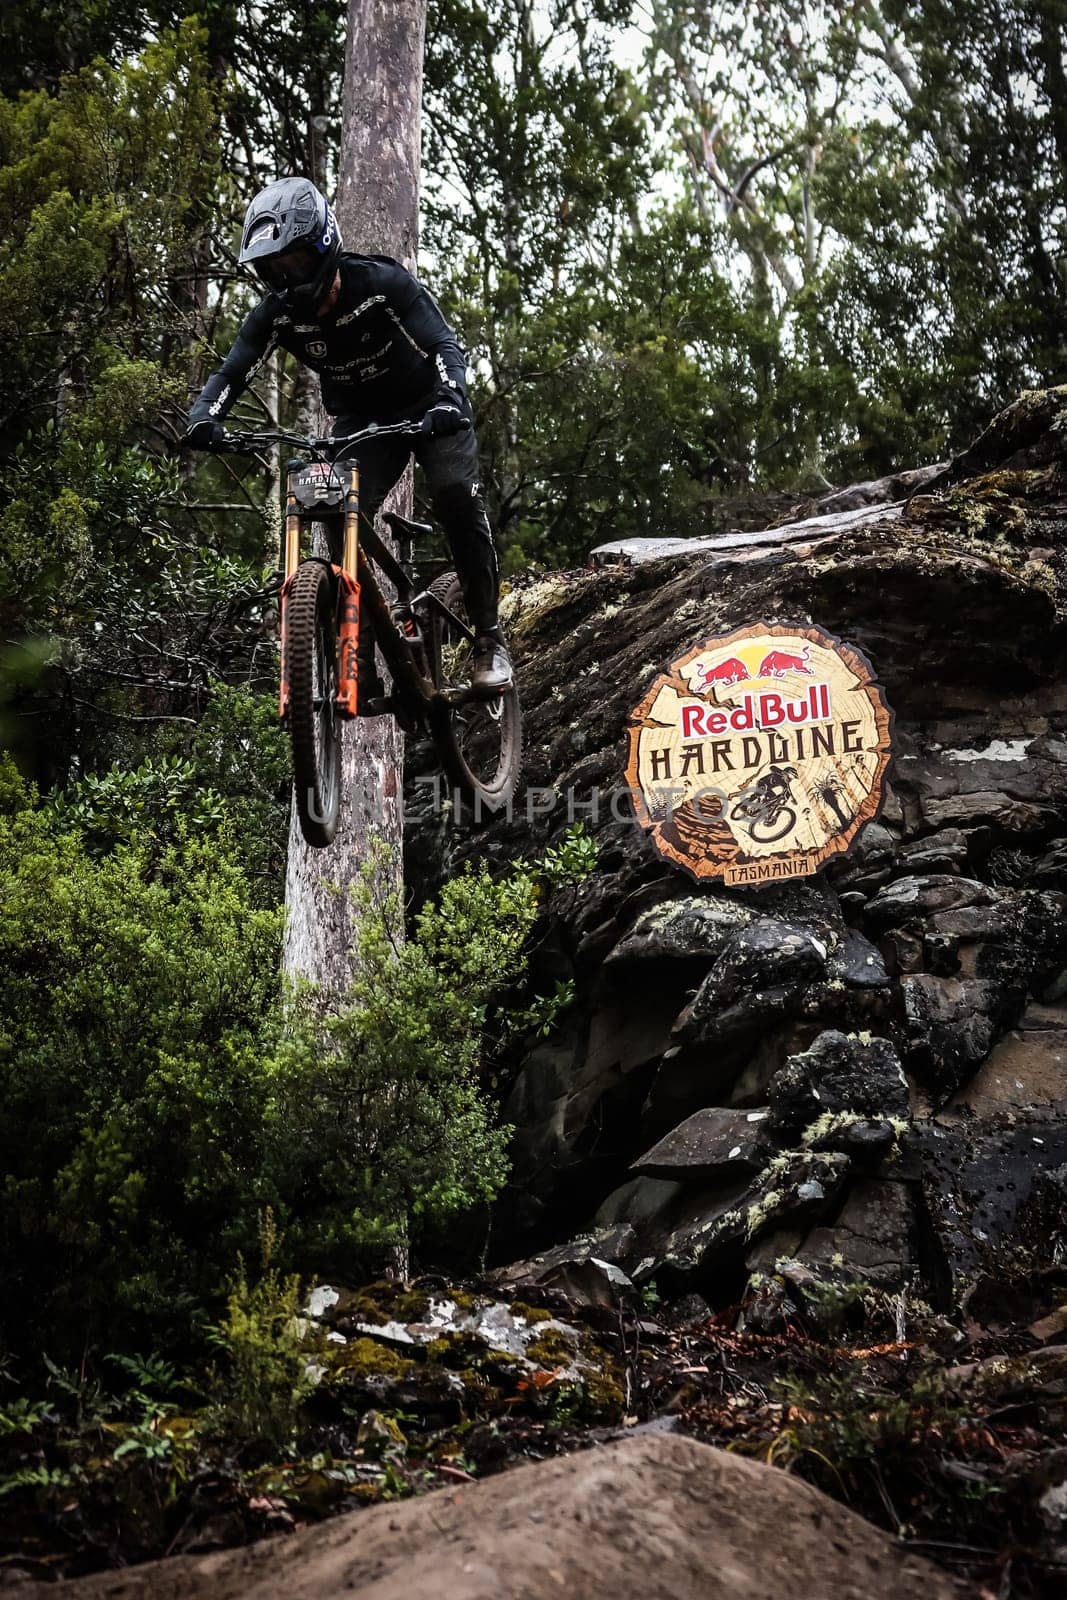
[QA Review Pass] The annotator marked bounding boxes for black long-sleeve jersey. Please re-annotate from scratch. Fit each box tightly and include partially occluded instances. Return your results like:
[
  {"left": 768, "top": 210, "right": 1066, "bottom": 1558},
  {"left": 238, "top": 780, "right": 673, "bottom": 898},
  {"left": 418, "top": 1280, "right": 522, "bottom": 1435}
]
[{"left": 188, "top": 253, "right": 467, "bottom": 428}]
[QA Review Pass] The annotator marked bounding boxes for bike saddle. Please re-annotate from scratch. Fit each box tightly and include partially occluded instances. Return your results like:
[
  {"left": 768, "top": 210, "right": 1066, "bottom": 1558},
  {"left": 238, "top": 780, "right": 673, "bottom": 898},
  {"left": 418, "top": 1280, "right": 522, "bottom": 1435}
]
[{"left": 382, "top": 511, "right": 434, "bottom": 541}]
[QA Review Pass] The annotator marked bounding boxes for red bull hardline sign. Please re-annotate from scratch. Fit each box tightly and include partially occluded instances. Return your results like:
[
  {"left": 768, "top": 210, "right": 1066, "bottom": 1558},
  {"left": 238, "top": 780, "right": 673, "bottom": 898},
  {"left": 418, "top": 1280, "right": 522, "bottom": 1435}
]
[{"left": 625, "top": 622, "right": 893, "bottom": 885}]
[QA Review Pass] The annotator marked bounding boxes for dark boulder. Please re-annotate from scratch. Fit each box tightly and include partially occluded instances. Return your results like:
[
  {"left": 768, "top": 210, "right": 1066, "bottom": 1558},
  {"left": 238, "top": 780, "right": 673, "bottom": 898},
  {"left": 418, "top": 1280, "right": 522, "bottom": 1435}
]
[
  {"left": 800, "top": 1178, "right": 916, "bottom": 1291},
  {"left": 864, "top": 875, "right": 999, "bottom": 934},
  {"left": 826, "top": 928, "right": 890, "bottom": 989},
  {"left": 911, "top": 1113, "right": 1067, "bottom": 1307},
  {"left": 764, "top": 1029, "right": 910, "bottom": 1144},
  {"left": 651, "top": 1150, "right": 850, "bottom": 1281},
  {"left": 671, "top": 919, "right": 829, "bottom": 1046},
  {"left": 632, "top": 1106, "right": 770, "bottom": 1181},
  {"left": 604, "top": 895, "right": 756, "bottom": 974}
]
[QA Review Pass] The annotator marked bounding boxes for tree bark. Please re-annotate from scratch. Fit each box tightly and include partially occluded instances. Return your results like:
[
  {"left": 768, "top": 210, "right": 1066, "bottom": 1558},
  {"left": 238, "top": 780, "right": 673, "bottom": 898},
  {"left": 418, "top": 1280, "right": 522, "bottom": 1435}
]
[{"left": 282, "top": 0, "right": 426, "bottom": 995}]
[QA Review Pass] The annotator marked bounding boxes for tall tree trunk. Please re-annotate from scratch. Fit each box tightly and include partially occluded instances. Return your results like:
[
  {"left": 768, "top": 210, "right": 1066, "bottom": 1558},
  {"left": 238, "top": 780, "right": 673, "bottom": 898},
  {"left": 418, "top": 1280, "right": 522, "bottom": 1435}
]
[{"left": 282, "top": 0, "right": 426, "bottom": 995}]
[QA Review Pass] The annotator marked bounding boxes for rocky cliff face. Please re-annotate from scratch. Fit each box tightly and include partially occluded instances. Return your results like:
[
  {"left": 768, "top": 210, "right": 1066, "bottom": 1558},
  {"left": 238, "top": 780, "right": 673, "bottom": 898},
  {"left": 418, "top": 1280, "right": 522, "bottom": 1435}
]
[{"left": 413, "top": 386, "right": 1067, "bottom": 1323}]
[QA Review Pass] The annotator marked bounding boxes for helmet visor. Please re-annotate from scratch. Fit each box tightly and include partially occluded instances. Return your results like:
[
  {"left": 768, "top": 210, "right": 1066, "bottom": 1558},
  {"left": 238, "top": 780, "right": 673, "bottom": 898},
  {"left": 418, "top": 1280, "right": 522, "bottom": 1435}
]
[{"left": 254, "top": 245, "right": 322, "bottom": 291}]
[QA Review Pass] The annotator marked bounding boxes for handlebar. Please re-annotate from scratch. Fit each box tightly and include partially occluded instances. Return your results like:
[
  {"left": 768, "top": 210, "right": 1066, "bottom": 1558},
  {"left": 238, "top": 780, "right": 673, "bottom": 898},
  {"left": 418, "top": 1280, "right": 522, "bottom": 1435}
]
[{"left": 217, "top": 418, "right": 427, "bottom": 458}]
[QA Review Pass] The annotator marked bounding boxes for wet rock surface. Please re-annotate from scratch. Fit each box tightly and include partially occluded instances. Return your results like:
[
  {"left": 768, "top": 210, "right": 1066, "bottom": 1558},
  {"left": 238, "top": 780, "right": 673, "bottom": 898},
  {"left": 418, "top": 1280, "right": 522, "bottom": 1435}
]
[
  {"left": 912, "top": 1112, "right": 1067, "bottom": 1307},
  {"left": 763, "top": 1028, "right": 909, "bottom": 1142},
  {"left": 633, "top": 1105, "right": 770, "bottom": 1179},
  {"left": 671, "top": 919, "right": 829, "bottom": 1046},
  {"left": 799, "top": 1177, "right": 916, "bottom": 1288}
]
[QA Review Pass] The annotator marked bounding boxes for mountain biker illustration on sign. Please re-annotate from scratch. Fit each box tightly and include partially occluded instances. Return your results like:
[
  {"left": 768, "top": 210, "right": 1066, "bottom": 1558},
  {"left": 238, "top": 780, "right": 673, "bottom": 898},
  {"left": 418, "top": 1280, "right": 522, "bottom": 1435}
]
[{"left": 183, "top": 175, "right": 512, "bottom": 700}]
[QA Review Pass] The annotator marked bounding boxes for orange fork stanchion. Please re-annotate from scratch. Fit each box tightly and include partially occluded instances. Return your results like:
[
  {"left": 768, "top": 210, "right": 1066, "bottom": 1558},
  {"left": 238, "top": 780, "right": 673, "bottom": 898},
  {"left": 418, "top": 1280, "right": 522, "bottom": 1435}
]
[
  {"left": 278, "top": 476, "right": 302, "bottom": 720},
  {"left": 335, "top": 464, "right": 362, "bottom": 717}
]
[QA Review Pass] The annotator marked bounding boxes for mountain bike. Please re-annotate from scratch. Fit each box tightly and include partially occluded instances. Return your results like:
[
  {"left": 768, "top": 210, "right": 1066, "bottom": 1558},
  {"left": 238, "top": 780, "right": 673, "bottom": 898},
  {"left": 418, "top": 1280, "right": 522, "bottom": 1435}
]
[
  {"left": 219, "top": 422, "right": 522, "bottom": 848},
  {"left": 729, "top": 764, "right": 799, "bottom": 844}
]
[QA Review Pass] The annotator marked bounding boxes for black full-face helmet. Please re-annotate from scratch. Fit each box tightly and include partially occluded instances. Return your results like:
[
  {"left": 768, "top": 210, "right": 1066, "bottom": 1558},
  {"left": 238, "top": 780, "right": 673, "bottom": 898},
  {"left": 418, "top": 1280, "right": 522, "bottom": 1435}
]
[{"left": 239, "top": 177, "right": 342, "bottom": 310}]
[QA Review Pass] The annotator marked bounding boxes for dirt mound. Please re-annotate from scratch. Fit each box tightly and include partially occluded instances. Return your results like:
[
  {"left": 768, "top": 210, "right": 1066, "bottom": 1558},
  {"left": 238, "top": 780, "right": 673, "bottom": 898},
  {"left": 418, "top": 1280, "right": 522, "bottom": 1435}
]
[{"left": 37, "top": 1433, "right": 969, "bottom": 1600}]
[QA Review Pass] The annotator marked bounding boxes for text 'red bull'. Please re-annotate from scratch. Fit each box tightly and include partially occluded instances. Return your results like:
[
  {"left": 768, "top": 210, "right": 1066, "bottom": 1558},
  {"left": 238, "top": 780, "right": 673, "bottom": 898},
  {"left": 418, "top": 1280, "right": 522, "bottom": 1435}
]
[{"left": 681, "top": 683, "right": 832, "bottom": 739}]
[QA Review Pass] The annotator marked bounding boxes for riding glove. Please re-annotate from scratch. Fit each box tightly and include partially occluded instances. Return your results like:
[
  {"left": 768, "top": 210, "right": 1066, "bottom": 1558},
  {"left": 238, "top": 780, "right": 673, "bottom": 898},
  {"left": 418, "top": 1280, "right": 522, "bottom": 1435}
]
[
  {"left": 184, "top": 419, "right": 226, "bottom": 451},
  {"left": 420, "top": 395, "right": 470, "bottom": 437}
]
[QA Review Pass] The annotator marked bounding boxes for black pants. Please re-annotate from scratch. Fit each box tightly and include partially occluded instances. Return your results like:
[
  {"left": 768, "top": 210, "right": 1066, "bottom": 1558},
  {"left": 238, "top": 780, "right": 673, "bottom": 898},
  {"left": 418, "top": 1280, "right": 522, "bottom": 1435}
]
[{"left": 331, "top": 395, "right": 500, "bottom": 633}]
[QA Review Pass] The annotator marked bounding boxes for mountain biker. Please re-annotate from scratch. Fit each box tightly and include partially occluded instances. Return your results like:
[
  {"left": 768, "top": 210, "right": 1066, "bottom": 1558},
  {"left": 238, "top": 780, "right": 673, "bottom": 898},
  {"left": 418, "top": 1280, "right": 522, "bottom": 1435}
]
[{"left": 183, "top": 176, "right": 512, "bottom": 699}]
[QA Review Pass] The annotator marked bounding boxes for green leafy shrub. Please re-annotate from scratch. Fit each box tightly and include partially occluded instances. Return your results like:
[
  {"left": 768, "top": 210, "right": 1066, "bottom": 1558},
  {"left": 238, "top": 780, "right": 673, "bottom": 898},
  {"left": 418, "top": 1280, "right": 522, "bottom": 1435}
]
[
  {"left": 0, "top": 785, "right": 581, "bottom": 1360},
  {"left": 0, "top": 799, "right": 283, "bottom": 1358},
  {"left": 44, "top": 685, "right": 291, "bottom": 896},
  {"left": 47, "top": 755, "right": 226, "bottom": 851},
  {"left": 262, "top": 851, "right": 540, "bottom": 1265},
  {"left": 186, "top": 685, "right": 290, "bottom": 902},
  {"left": 541, "top": 821, "right": 598, "bottom": 887},
  {"left": 206, "top": 1214, "right": 315, "bottom": 1451}
]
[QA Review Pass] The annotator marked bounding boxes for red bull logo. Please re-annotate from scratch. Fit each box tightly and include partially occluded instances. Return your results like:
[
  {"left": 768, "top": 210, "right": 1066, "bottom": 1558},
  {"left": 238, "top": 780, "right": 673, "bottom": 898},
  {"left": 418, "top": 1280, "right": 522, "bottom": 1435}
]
[
  {"left": 757, "top": 644, "right": 813, "bottom": 677},
  {"left": 694, "top": 655, "right": 750, "bottom": 690},
  {"left": 693, "top": 643, "right": 815, "bottom": 694}
]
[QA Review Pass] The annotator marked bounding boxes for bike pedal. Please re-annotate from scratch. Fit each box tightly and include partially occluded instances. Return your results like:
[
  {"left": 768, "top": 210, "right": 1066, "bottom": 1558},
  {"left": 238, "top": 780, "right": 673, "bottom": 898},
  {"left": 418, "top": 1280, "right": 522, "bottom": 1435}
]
[
  {"left": 358, "top": 694, "right": 419, "bottom": 733},
  {"left": 358, "top": 695, "right": 393, "bottom": 718}
]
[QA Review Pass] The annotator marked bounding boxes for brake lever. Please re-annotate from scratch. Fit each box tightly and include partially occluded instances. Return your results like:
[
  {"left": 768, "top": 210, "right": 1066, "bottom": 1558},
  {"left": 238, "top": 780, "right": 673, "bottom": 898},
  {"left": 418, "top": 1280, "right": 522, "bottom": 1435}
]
[{"left": 219, "top": 433, "right": 264, "bottom": 457}]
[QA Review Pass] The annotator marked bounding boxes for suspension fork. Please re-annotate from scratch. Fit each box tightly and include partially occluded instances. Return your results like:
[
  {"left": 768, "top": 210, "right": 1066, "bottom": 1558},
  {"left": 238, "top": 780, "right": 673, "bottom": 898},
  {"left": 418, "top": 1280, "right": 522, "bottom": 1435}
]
[
  {"left": 278, "top": 478, "right": 302, "bottom": 721},
  {"left": 277, "top": 464, "right": 363, "bottom": 721},
  {"left": 335, "top": 464, "right": 362, "bottom": 718}
]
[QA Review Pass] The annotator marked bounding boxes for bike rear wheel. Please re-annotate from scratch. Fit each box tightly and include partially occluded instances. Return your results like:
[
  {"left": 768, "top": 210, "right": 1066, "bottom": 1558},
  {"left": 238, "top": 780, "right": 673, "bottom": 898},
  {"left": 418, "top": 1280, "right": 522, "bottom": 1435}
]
[
  {"left": 426, "top": 571, "right": 522, "bottom": 815},
  {"left": 287, "top": 559, "right": 341, "bottom": 848}
]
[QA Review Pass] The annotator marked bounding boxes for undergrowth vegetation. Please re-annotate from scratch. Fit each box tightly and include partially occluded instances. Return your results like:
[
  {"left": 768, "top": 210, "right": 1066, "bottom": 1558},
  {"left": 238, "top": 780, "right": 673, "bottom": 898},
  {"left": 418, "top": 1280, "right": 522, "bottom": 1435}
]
[{"left": 0, "top": 734, "right": 596, "bottom": 1370}]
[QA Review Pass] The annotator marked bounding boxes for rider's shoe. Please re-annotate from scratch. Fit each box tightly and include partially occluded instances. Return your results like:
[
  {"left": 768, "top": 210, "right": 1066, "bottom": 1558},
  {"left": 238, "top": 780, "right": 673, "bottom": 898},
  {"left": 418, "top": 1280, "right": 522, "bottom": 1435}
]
[{"left": 471, "top": 627, "right": 513, "bottom": 696}]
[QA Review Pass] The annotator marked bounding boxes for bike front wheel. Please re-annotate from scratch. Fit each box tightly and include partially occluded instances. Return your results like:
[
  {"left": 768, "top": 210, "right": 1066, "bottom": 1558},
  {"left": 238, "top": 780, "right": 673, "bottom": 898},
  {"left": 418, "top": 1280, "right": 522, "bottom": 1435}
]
[
  {"left": 426, "top": 571, "right": 522, "bottom": 816},
  {"left": 286, "top": 559, "right": 341, "bottom": 848}
]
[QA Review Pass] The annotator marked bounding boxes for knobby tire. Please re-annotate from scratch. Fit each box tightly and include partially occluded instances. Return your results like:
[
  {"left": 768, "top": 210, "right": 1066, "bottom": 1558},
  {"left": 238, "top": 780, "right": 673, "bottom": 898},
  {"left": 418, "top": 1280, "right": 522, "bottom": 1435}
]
[
  {"left": 426, "top": 570, "right": 522, "bottom": 817},
  {"left": 287, "top": 560, "right": 341, "bottom": 848}
]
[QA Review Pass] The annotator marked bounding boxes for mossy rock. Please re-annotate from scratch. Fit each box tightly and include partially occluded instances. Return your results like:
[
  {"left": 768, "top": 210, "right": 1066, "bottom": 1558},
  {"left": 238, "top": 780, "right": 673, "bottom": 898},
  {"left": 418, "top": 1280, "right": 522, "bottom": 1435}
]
[
  {"left": 424, "top": 1331, "right": 527, "bottom": 1386},
  {"left": 508, "top": 1301, "right": 554, "bottom": 1324},
  {"left": 336, "top": 1282, "right": 434, "bottom": 1327},
  {"left": 578, "top": 1366, "right": 626, "bottom": 1423},
  {"left": 442, "top": 1287, "right": 479, "bottom": 1312},
  {"left": 329, "top": 1336, "right": 417, "bottom": 1381},
  {"left": 909, "top": 478, "right": 1032, "bottom": 545},
  {"left": 250, "top": 1463, "right": 352, "bottom": 1515},
  {"left": 452, "top": 1367, "right": 499, "bottom": 1409},
  {"left": 525, "top": 1326, "right": 580, "bottom": 1367},
  {"left": 356, "top": 1408, "right": 407, "bottom": 1458}
]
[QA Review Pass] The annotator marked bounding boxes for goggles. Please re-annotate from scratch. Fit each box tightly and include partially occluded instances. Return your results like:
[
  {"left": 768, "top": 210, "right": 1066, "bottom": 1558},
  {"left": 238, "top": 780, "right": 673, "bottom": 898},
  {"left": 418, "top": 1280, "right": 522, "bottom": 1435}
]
[{"left": 254, "top": 246, "right": 321, "bottom": 291}]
